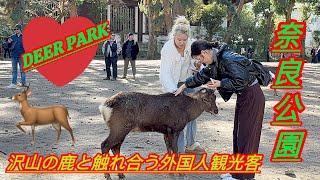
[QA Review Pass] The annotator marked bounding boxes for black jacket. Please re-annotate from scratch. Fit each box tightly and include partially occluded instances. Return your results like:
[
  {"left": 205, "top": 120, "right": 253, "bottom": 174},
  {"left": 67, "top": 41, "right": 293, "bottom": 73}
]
[
  {"left": 122, "top": 40, "right": 139, "bottom": 60},
  {"left": 185, "top": 44, "right": 258, "bottom": 102}
]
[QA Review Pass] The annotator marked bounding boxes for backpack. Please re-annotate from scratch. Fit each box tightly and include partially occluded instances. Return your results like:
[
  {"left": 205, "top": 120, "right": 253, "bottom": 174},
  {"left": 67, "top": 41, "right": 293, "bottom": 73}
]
[
  {"left": 233, "top": 57, "right": 272, "bottom": 86},
  {"left": 248, "top": 59, "right": 273, "bottom": 86},
  {"left": 219, "top": 45, "right": 272, "bottom": 86}
]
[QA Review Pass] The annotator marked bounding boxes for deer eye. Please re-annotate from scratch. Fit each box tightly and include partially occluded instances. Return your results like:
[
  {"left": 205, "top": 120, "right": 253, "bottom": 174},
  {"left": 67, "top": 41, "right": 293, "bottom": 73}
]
[{"left": 18, "top": 94, "right": 21, "bottom": 96}]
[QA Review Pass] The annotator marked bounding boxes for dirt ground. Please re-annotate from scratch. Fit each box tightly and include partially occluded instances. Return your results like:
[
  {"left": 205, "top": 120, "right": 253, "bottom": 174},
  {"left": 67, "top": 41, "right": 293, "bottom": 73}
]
[{"left": 0, "top": 59, "right": 319, "bottom": 180}]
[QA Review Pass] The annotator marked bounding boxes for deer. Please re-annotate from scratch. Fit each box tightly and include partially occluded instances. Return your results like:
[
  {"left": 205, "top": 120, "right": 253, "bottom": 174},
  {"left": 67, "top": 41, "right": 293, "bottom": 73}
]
[
  {"left": 99, "top": 88, "right": 218, "bottom": 179},
  {"left": 12, "top": 85, "right": 75, "bottom": 146}
]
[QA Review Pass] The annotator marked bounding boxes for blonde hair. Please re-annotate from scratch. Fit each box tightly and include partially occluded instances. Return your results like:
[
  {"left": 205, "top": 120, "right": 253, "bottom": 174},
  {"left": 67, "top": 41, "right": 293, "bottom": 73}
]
[{"left": 169, "top": 16, "right": 191, "bottom": 39}]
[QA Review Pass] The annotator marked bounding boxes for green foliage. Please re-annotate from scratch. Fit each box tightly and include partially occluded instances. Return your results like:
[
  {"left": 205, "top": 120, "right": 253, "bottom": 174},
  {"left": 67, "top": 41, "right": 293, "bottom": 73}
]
[
  {"left": 78, "top": 0, "right": 102, "bottom": 23},
  {"left": 7, "top": 0, "right": 26, "bottom": 24},
  {"left": 231, "top": 6, "right": 256, "bottom": 44},
  {"left": 187, "top": 1, "right": 227, "bottom": 39},
  {"left": 252, "top": 0, "right": 274, "bottom": 57},
  {"left": 272, "top": 0, "right": 292, "bottom": 17},
  {"left": 253, "top": 0, "right": 272, "bottom": 16},
  {"left": 299, "top": 0, "right": 320, "bottom": 20},
  {"left": 0, "top": 17, "right": 14, "bottom": 37}
]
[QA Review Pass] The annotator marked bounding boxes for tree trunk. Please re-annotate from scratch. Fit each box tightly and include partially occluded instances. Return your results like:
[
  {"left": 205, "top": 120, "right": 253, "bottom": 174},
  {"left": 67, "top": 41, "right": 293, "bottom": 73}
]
[
  {"left": 147, "top": 0, "right": 157, "bottom": 60},
  {"left": 69, "top": 0, "right": 78, "bottom": 17},
  {"left": 285, "top": 0, "right": 295, "bottom": 21},
  {"left": 264, "top": 11, "right": 274, "bottom": 61},
  {"left": 266, "top": 11, "right": 274, "bottom": 43},
  {"left": 163, "top": 0, "right": 173, "bottom": 34},
  {"left": 224, "top": 0, "right": 246, "bottom": 43},
  {"left": 172, "top": 0, "right": 185, "bottom": 18},
  {"left": 60, "top": 0, "right": 66, "bottom": 23},
  {"left": 226, "top": 11, "right": 233, "bottom": 28}
]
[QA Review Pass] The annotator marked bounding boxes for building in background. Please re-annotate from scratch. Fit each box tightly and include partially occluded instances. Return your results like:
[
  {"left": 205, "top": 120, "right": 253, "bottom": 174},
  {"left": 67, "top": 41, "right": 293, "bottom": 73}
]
[{"left": 106, "top": 0, "right": 146, "bottom": 43}]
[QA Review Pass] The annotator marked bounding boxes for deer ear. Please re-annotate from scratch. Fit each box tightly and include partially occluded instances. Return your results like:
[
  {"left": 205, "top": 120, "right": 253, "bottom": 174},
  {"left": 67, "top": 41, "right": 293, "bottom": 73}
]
[{"left": 26, "top": 90, "right": 32, "bottom": 96}]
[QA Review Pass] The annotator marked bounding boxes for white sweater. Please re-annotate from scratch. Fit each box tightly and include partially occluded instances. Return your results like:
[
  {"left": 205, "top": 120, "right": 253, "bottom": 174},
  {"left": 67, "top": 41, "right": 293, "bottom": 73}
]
[{"left": 159, "top": 39, "right": 196, "bottom": 93}]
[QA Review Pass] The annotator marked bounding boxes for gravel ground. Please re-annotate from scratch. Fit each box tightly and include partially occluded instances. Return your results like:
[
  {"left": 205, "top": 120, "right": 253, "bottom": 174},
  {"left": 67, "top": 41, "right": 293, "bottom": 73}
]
[{"left": 0, "top": 59, "right": 319, "bottom": 180}]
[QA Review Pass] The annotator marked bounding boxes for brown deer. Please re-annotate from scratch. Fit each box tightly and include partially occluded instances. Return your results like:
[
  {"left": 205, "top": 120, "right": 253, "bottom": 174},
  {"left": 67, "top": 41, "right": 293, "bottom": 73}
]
[
  {"left": 12, "top": 85, "right": 75, "bottom": 146},
  {"left": 99, "top": 88, "right": 218, "bottom": 179}
]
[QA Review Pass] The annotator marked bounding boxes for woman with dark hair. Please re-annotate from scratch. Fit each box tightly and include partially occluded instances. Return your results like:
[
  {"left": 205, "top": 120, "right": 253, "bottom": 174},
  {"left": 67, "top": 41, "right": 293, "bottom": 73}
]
[{"left": 175, "top": 40, "right": 272, "bottom": 180}]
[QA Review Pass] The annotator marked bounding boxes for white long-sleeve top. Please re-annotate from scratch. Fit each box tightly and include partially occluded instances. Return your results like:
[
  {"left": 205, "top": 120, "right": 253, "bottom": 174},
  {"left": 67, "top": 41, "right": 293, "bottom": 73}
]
[{"left": 159, "top": 39, "right": 196, "bottom": 93}]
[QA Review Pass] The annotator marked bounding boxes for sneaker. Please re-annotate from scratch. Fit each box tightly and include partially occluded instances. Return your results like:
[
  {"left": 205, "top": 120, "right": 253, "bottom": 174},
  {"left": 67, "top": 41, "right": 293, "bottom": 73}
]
[
  {"left": 111, "top": 78, "right": 116, "bottom": 81},
  {"left": 6, "top": 84, "right": 17, "bottom": 89},
  {"left": 120, "top": 76, "right": 127, "bottom": 79},
  {"left": 103, "top": 77, "right": 110, "bottom": 80},
  {"left": 220, "top": 173, "right": 232, "bottom": 179},
  {"left": 17, "top": 82, "right": 28, "bottom": 87},
  {"left": 185, "top": 142, "right": 206, "bottom": 154},
  {"left": 222, "top": 177, "right": 237, "bottom": 180},
  {"left": 21, "top": 83, "right": 28, "bottom": 87}
]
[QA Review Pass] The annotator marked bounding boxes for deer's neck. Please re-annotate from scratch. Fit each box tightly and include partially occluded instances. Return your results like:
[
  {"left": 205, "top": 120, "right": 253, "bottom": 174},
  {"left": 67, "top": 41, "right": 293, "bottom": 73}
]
[
  {"left": 20, "top": 100, "right": 30, "bottom": 111},
  {"left": 187, "top": 99, "right": 206, "bottom": 120}
]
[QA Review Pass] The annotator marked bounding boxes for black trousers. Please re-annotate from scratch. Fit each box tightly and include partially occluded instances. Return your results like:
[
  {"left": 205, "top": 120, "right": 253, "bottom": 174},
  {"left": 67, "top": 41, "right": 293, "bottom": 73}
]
[
  {"left": 105, "top": 56, "right": 118, "bottom": 78},
  {"left": 232, "top": 83, "right": 265, "bottom": 180},
  {"left": 4, "top": 49, "right": 11, "bottom": 58}
]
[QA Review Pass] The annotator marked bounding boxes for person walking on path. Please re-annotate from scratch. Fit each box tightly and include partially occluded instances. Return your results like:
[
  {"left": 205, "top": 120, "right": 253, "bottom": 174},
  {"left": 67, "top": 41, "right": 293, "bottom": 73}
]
[
  {"left": 2, "top": 38, "right": 11, "bottom": 59},
  {"left": 6, "top": 24, "right": 27, "bottom": 89},
  {"left": 316, "top": 46, "right": 320, "bottom": 63},
  {"left": 102, "top": 34, "right": 119, "bottom": 81},
  {"left": 121, "top": 33, "right": 139, "bottom": 79}
]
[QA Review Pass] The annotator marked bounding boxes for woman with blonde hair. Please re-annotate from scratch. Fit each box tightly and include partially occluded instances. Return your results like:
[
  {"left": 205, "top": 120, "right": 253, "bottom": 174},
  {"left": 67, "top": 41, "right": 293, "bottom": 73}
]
[{"left": 159, "top": 16, "right": 205, "bottom": 154}]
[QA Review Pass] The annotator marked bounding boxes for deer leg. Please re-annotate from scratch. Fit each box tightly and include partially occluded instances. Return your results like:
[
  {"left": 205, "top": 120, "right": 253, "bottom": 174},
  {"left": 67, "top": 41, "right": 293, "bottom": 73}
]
[
  {"left": 172, "top": 132, "right": 180, "bottom": 154},
  {"left": 16, "top": 121, "right": 34, "bottom": 133},
  {"left": 31, "top": 125, "right": 35, "bottom": 145},
  {"left": 16, "top": 124, "right": 26, "bottom": 133},
  {"left": 164, "top": 133, "right": 173, "bottom": 153},
  {"left": 111, "top": 143, "right": 125, "bottom": 180},
  {"left": 103, "top": 125, "right": 129, "bottom": 180},
  {"left": 101, "top": 136, "right": 112, "bottom": 180},
  {"left": 59, "top": 120, "right": 75, "bottom": 146},
  {"left": 173, "top": 131, "right": 185, "bottom": 176},
  {"left": 52, "top": 123, "right": 61, "bottom": 144}
]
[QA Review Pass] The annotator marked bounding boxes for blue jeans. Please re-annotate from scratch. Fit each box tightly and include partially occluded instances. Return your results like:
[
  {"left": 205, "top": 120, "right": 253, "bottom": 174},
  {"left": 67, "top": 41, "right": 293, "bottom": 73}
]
[
  {"left": 177, "top": 85, "right": 197, "bottom": 153},
  {"left": 105, "top": 56, "right": 118, "bottom": 78},
  {"left": 11, "top": 57, "right": 26, "bottom": 85}
]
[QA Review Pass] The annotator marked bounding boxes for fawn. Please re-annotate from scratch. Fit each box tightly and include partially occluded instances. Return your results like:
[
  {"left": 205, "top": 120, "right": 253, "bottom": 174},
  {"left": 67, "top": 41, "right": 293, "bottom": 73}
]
[{"left": 12, "top": 85, "right": 75, "bottom": 146}]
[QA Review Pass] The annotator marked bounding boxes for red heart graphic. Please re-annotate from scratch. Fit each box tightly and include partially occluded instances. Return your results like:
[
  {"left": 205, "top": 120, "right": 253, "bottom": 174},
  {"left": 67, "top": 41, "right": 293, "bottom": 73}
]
[{"left": 22, "top": 17, "right": 98, "bottom": 87}]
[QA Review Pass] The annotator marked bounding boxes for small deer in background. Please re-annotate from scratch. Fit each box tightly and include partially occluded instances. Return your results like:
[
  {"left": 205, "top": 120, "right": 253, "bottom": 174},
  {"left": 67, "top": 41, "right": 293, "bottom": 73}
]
[{"left": 12, "top": 85, "right": 75, "bottom": 146}]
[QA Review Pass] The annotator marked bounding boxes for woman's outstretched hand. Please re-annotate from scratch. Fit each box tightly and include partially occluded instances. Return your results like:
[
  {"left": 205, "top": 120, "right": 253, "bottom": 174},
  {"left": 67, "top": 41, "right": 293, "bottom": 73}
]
[
  {"left": 174, "top": 84, "right": 187, "bottom": 96},
  {"left": 207, "top": 78, "right": 221, "bottom": 89}
]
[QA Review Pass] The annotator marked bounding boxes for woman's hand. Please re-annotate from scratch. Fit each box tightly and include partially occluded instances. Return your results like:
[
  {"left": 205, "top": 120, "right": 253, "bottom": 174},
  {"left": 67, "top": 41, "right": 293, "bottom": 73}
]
[
  {"left": 206, "top": 78, "right": 221, "bottom": 89},
  {"left": 174, "top": 84, "right": 187, "bottom": 96}
]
